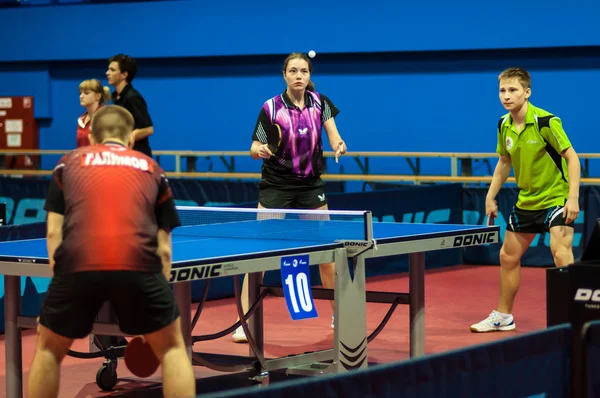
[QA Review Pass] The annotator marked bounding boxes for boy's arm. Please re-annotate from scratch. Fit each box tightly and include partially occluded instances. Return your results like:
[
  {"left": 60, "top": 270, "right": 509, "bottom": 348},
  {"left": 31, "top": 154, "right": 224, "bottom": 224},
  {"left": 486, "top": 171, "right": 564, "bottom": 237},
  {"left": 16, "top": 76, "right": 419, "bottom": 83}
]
[{"left": 486, "top": 119, "right": 512, "bottom": 217}]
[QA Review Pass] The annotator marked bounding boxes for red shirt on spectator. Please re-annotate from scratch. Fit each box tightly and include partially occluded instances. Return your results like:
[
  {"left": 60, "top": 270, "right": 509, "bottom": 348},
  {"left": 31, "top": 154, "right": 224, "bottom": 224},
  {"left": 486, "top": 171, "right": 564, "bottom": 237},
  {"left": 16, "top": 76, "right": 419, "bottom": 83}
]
[{"left": 76, "top": 107, "right": 102, "bottom": 148}]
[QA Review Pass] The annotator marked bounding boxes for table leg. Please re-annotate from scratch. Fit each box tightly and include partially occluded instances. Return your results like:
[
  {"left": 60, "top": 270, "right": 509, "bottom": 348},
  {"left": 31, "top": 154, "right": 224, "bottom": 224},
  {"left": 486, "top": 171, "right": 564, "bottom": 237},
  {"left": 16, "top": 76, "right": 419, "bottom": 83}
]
[
  {"left": 248, "top": 272, "right": 264, "bottom": 358},
  {"left": 173, "top": 282, "right": 192, "bottom": 358},
  {"left": 5, "top": 275, "right": 23, "bottom": 398},
  {"left": 409, "top": 252, "right": 425, "bottom": 357},
  {"left": 334, "top": 248, "right": 368, "bottom": 372}
]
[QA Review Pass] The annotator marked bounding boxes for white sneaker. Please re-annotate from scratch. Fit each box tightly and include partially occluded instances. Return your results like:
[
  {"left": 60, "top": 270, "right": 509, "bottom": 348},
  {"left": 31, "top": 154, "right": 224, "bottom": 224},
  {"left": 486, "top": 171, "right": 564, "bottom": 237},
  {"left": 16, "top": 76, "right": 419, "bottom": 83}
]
[
  {"left": 232, "top": 325, "right": 248, "bottom": 343},
  {"left": 470, "top": 310, "right": 516, "bottom": 332}
]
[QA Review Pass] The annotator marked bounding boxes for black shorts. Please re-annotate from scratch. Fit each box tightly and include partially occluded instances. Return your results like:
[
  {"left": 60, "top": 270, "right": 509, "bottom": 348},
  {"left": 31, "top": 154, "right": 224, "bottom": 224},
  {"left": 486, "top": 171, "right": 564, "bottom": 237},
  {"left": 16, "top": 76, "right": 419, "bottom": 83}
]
[
  {"left": 507, "top": 204, "right": 574, "bottom": 234},
  {"left": 258, "top": 178, "right": 327, "bottom": 209},
  {"left": 38, "top": 271, "right": 180, "bottom": 339}
]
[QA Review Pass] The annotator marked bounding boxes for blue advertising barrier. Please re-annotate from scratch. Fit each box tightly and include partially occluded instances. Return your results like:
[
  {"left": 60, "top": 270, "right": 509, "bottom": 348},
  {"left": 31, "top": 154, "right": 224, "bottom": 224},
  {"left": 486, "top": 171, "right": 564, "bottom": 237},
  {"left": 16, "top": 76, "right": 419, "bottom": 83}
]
[
  {"left": 203, "top": 324, "right": 572, "bottom": 398},
  {"left": 0, "top": 177, "right": 51, "bottom": 226}
]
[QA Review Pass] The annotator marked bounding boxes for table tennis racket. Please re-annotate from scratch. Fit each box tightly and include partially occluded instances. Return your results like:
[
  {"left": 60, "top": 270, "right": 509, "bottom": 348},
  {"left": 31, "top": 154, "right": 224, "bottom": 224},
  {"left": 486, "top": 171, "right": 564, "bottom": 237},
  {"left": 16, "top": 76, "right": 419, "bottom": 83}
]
[
  {"left": 487, "top": 213, "right": 496, "bottom": 226},
  {"left": 262, "top": 123, "right": 282, "bottom": 157},
  {"left": 124, "top": 336, "right": 160, "bottom": 378}
]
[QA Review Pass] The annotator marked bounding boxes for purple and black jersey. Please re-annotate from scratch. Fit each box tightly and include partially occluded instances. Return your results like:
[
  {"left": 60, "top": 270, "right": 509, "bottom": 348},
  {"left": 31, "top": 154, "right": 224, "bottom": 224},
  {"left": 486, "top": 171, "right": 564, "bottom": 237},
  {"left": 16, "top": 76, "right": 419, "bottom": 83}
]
[{"left": 252, "top": 90, "right": 339, "bottom": 186}]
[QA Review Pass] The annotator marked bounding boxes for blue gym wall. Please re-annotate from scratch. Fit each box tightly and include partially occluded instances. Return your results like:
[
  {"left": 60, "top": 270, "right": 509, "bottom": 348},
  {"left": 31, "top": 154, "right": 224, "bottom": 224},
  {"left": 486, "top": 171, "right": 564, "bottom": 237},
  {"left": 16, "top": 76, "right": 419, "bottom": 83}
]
[{"left": 1, "top": 0, "right": 599, "bottom": 175}]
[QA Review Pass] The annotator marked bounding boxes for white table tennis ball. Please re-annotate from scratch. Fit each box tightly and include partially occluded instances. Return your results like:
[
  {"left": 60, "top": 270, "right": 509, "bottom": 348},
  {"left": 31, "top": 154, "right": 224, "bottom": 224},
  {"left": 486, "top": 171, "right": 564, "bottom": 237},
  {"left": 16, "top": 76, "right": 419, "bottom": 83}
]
[{"left": 308, "top": 50, "right": 316, "bottom": 58}]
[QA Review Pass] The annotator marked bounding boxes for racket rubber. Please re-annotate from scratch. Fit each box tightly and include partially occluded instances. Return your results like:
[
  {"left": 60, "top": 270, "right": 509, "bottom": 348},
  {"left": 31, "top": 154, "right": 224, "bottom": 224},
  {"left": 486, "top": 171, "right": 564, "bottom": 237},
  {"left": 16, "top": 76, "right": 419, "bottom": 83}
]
[
  {"left": 266, "top": 124, "right": 281, "bottom": 154},
  {"left": 124, "top": 336, "right": 160, "bottom": 378}
]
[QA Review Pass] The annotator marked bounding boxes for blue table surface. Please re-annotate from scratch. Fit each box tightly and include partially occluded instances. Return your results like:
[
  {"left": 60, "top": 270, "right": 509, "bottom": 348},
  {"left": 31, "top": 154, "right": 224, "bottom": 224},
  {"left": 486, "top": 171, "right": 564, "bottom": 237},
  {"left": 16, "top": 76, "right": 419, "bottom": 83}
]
[{"left": 0, "top": 220, "right": 494, "bottom": 262}]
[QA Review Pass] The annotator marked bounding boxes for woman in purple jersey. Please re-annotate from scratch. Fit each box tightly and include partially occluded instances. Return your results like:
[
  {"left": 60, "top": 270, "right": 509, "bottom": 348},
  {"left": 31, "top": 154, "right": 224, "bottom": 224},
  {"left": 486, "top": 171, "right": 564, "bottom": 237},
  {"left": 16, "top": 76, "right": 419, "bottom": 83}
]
[{"left": 231, "top": 52, "right": 347, "bottom": 343}]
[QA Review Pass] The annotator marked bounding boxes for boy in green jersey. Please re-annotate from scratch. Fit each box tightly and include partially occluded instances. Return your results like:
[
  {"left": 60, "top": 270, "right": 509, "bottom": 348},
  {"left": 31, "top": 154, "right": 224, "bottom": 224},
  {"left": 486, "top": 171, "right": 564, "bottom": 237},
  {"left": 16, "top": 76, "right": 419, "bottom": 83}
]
[{"left": 471, "top": 67, "right": 581, "bottom": 332}]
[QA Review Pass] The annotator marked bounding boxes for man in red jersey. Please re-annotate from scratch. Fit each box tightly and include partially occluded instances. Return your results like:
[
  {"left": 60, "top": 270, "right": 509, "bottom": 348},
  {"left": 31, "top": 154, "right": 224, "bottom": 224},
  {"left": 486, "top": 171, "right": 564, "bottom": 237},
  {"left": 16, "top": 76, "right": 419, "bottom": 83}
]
[{"left": 27, "top": 105, "right": 195, "bottom": 398}]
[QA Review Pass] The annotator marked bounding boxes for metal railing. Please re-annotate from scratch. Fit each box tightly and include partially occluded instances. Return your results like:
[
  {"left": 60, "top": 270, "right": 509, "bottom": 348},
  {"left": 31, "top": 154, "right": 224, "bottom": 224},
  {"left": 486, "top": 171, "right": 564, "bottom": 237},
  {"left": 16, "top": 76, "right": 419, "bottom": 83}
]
[{"left": 1, "top": 149, "right": 599, "bottom": 185}]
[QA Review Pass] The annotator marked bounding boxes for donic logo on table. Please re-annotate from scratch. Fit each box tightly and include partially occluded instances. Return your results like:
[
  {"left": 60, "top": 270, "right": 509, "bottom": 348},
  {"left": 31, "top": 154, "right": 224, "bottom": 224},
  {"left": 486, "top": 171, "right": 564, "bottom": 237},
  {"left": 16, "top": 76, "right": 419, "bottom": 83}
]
[
  {"left": 170, "top": 264, "right": 223, "bottom": 282},
  {"left": 452, "top": 231, "right": 498, "bottom": 247},
  {"left": 339, "top": 240, "right": 372, "bottom": 257}
]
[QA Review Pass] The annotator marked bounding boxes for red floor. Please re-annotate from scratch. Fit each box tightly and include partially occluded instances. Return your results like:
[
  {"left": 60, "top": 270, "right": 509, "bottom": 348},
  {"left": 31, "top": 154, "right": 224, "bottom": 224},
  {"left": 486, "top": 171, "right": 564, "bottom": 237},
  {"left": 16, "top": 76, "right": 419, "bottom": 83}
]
[{"left": 0, "top": 265, "right": 549, "bottom": 397}]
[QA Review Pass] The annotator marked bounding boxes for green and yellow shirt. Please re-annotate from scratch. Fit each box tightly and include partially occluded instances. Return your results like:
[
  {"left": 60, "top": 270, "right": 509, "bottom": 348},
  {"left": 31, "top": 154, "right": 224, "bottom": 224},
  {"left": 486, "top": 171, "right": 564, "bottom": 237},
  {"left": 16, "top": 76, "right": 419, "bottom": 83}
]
[{"left": 496, "top": 103, "right": 571, "bottom": 210}]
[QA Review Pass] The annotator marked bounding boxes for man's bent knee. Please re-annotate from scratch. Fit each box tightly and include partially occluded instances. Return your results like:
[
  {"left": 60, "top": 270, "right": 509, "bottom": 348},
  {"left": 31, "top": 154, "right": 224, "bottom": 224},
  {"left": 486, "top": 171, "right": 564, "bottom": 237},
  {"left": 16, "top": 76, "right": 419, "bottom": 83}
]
[
  {"left": 550, "top": 227, "right": 574, "bottom": 267},
  {"left": 552, "top": 247, "right": 574, "bottom": 267},
  {"left": 499, "top": 247, "right": 520, "bottom": 269},
  {"left": 499, "top": 232, "right": 536, "bottom": 269},
  {"left": 35, "top": 324, "right": 73, "bottom": 363}
]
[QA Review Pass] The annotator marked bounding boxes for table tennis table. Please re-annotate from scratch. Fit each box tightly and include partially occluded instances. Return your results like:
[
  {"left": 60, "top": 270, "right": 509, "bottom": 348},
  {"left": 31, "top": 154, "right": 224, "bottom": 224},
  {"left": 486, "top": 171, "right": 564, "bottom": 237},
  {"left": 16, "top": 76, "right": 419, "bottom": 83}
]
[{"left": 0, "top": 206, "right": 499, "bottom": 398}]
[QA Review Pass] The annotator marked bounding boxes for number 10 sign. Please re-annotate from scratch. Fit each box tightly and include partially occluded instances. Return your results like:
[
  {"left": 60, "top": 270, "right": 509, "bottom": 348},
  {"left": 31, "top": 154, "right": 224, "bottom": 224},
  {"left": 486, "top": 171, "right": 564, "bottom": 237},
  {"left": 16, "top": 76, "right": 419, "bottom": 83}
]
[{"left": 280, "top": 254, "right": 318, "bottom": 320}]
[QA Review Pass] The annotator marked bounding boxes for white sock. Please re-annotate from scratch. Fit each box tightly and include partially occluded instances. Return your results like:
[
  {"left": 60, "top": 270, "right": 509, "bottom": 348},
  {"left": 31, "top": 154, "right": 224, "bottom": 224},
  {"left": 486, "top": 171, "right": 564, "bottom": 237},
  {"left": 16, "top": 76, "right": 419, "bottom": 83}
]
[{"left": 496, "top": 311, "right": 512, "bottom": 319}]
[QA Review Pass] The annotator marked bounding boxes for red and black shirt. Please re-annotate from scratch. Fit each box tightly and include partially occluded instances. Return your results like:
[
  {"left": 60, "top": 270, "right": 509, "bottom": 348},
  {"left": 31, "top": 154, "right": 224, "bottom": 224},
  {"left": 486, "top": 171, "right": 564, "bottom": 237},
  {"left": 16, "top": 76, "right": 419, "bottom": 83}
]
[{"left": 44, "top": 141, "right": 180, "bottom": 275}]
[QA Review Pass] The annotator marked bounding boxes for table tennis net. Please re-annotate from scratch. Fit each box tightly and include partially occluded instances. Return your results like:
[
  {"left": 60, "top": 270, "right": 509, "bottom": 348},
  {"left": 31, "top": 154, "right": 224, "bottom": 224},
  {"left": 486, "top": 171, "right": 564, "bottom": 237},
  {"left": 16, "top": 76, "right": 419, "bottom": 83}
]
[{"left": 174, "top": 206, "right": 371, "bottom": 242}]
